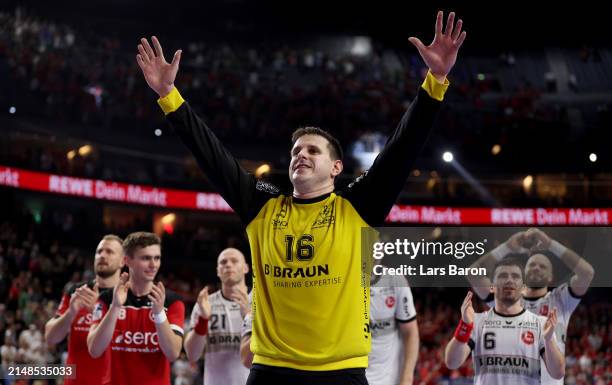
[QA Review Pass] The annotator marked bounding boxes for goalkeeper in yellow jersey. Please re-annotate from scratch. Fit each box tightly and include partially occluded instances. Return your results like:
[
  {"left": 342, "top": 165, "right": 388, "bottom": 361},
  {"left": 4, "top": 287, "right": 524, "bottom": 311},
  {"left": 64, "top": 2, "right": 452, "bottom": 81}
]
[{"left": 137, "top": 10, "right": 466, "bottom": 384}]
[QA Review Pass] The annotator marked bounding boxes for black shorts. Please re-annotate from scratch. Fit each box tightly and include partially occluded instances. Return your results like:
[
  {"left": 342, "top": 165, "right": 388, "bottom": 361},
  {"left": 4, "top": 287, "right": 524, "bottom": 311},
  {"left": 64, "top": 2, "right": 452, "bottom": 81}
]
[{"left": 247, "top": 364, "right": 368, "bottom": 385}]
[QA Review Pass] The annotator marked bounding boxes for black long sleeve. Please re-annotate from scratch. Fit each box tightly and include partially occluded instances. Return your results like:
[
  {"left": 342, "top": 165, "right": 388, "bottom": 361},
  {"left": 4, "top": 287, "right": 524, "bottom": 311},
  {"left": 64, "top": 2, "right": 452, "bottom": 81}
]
[
  {"left": 340, "top": 87, "right": 442, "bottom": 226},
  {"left": 166, "top": 102, "right": 279, "bottom": 223}
]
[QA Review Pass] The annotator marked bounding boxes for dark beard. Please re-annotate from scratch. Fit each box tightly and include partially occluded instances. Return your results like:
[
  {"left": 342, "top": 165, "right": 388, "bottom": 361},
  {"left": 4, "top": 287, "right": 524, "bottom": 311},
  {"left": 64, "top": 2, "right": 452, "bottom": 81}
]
[
  {"left": 525, "top": 277, "right": 547, "bottom": 289},
  {"left": 96, "top": 268, "right": 117, "bottom": 279},
  {"left": 500, "top": 296, "right": 521, "bottom": 307}
]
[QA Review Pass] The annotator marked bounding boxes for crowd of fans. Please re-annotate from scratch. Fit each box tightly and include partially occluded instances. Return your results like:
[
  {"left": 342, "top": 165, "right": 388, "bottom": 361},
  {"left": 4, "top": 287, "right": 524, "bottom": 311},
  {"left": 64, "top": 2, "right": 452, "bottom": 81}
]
[{"left": 2, "top": 7, "right": 611, "bottom": 171}]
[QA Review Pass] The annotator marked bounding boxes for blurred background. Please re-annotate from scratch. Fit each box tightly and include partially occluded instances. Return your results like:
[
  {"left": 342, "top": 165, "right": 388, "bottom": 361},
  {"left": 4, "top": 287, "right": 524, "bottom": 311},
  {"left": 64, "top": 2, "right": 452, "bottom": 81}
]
[{"left": 1, "top": 1, "right": 610, "bottom": 384}]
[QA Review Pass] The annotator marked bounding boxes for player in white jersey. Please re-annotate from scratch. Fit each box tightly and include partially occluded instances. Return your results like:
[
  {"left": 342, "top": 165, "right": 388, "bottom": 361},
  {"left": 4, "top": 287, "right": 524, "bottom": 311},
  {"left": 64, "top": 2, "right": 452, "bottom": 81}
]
[
  {"left": 367, "top": 274, "right": 419, "bottom": 385},
  {"left": 183, "top": 248, "right": 251, "bottom": 385},
  {"left": 445, "top": 258, "right": 565, "bottom": 384},
  {"left": 468, "top": 228, "right": 594, "bottom": 385}
]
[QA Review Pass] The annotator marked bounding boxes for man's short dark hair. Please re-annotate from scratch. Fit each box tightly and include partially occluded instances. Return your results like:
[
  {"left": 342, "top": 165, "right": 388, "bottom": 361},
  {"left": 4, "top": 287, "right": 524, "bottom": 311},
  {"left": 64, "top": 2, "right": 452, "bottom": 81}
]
[
  {"left": 492, "top": 257, "right": 524, "bottom": 280},
  {"left": 123, "top": 232, "right": 161, "bottom": 257},
  {"left": 291, "top": 126, "right": 343, "bottom": 161}
]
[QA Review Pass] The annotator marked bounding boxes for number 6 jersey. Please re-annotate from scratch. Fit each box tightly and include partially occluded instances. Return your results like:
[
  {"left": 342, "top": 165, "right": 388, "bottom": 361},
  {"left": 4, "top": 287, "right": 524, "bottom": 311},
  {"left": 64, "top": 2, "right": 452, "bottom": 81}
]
[{"left": 468, "top": 308, "right": 550, "bottom": 385}]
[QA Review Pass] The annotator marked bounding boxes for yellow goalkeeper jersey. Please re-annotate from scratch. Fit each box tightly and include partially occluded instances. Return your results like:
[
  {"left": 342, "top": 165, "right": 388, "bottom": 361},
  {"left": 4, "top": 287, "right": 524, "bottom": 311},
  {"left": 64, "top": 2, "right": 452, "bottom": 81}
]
[{"left": 159, "top": 71, "right": 447, "bottom": 370}]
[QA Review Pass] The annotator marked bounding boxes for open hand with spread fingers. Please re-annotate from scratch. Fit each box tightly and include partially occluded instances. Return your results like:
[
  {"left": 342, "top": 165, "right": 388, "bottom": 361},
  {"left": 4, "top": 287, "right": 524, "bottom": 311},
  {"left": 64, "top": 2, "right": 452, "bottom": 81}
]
[
  {"left": 409, "top": 11, "right": 467, "bottom": 82},
  {"left": 136, "top": 36, "right": 182, "bottom": 98}
]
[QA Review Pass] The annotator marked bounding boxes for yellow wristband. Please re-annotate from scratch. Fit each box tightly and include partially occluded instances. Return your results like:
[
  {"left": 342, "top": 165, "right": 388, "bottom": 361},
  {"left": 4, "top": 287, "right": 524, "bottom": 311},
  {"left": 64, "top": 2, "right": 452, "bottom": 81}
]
[
  {"left": 421, "top": 71, "right": 449, "bottom": 101},
  {"left": 157, "top": 87, "right": 185, "bottom": 115}
]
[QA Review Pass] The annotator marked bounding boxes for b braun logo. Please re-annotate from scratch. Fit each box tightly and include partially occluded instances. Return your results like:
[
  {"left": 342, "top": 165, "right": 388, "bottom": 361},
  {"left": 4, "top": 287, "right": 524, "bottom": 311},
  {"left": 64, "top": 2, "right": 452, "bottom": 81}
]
[{"left": 114, "top": 331, "right": 159, "bottom": 346}]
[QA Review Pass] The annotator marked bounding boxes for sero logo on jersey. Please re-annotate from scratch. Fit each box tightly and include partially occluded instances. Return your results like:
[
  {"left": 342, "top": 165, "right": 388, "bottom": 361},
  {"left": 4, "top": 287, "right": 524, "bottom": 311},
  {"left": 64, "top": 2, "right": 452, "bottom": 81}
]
[
  {"left": 521, "top": 330, "right": 535, "bottom": 345},
  {"left": 114, "top": 331, "right": 159, "bottom": 346},
  {"left": 385, "top": 296, "right": 395, "bottom": 308},
  {"left": 76, "top": 314, "right": 95, "bottom": 325}
]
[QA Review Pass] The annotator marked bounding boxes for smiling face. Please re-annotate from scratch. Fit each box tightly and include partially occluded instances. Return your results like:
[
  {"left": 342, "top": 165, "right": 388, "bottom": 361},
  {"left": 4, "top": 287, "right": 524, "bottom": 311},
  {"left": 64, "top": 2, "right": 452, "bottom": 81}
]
[
  {"left": 126, "top": 245, "right": 161, "bottom": 283},
  {"left": 289, "top": 134, "right": 343, "bottom": 194}
]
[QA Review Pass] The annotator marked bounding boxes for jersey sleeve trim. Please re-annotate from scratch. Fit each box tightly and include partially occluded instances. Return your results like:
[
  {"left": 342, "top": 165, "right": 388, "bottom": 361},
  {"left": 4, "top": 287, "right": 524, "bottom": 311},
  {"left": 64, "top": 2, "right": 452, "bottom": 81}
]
[
  {"left": 55, "top": 293, "right": 71, "bottom": 317},
  {"left": 468, "top": 338, "right": 475, "bottom": 350},
  {"left": 396, "top": 315, "right": 417, "bottom": 323},
  {"left": 170, "top": 324, "right": 184, "bottom": 337},
  {"left": 567, "top": 284, "right": 585, "bottom": 299}
]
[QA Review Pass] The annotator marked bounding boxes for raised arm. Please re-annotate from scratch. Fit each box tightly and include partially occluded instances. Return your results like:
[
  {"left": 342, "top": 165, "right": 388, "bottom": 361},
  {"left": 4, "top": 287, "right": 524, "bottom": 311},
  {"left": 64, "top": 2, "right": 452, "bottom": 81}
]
[
  {"left": 136, "top": 36, "right": 271, "bottom": 223},
  {"left": 343, "top": 11, "right": 466, "bottom": 225}
]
